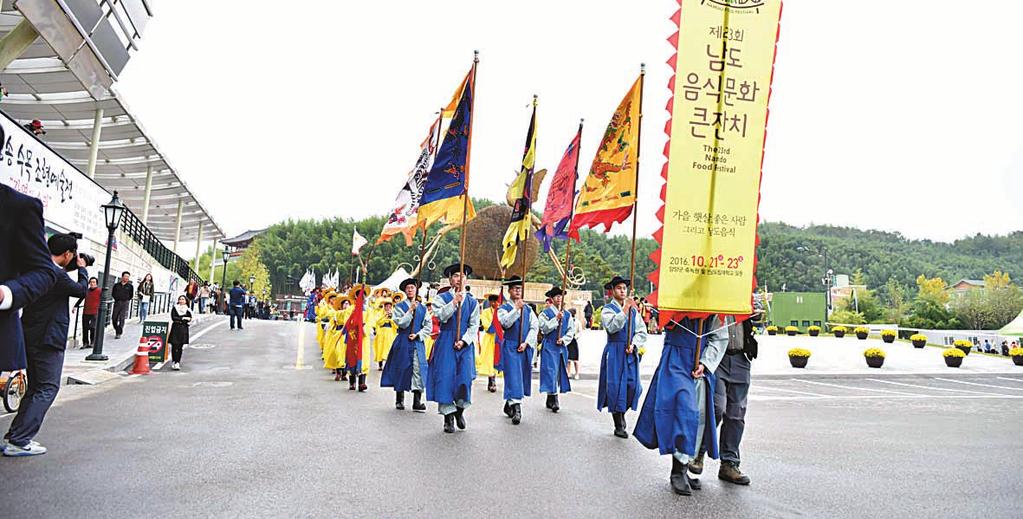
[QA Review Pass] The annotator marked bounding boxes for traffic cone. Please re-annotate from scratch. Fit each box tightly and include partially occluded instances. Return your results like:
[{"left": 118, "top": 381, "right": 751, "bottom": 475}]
[{"left": 130, "top": 343, "right": 151, "bottom": 375}]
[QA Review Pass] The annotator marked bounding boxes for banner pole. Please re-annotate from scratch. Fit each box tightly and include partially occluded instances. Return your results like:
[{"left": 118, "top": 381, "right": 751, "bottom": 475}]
[
  {"left": 455, "top": 50, "right": 479, "bottom": 339},
  {"left": 557, "top": 119, "right": 584, "bottom": 342},
  {"left": 625, "top": 65, "right": 646, "bottom": 349},
  {"left": 517, "top": 94, "right": 538, "bottom": 348}
]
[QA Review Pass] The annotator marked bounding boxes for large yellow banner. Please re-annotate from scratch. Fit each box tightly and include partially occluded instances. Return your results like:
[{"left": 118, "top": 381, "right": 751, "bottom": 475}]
[{"left": 654, "top": 0, "right": 782, "bottom": 318}]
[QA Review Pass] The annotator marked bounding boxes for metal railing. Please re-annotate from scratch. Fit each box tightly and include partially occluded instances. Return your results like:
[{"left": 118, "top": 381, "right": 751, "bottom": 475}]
[{"left": 118, "top": 207, "right": 204, "bottom": 285}]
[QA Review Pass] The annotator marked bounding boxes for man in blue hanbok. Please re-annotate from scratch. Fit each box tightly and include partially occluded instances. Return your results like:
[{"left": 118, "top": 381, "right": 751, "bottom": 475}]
[
  {"left": 427, "top": 263, "right": 480, "bottom": 433},
  {"left": 634, "top": 315, "right": 728, "bottom": 496},
  {"left": 381, "top": 278, "right": 430, "bottom": 412},
  {"left": 496, "top": 276, "right": 537, "bottom": 425},
  {"left": 538, "top": 286, "right": 575, "bottom": 413},
  {"left": 597, "top": 276, "right": 647, "bottom": 439}
]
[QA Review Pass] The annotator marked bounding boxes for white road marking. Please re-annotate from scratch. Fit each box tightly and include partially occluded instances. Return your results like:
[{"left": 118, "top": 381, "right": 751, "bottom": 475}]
[
  {"left": 790, "top": 379, "right": 924, "bottom": 396},
  {"left": 865, "top": 378, "right": 995, "bottom": 396},
  {"left": 565, "top": 391, "right": 596, "bottom": 400},
  {"left": 753, "top": 385, "right": 829, "bottom": 397},
  {"left": 933, "top": 378, "right": 1022, "bottom": 392},
  {"left": 996, "top": 377, "right": 1023, "bottom": 384},
  {"left": 751, "top": 394, "right": 1023, "bottom": 401},
  {"left": 190, "top": 319, "right": 226, "bottom": 341}
]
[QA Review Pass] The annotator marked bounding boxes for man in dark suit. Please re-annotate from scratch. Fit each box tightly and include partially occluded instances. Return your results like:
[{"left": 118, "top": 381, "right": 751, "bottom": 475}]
[
  {"left": 110, "top": 271, "right": 134, "bottom": 339},
  {"left": 3, "top": 232, "right": 88, "bottom": 457},
  {"left": 0, "top": 184, "right": 59, "bottom": 372},
  {"left": 228, "top": 280, "right": 246, "bottom": 330}
]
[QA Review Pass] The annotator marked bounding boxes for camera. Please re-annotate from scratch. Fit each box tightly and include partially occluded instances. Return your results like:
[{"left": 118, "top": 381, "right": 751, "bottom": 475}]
[{"left": 79, "top": 253, "right": 95, "bottom": 267}]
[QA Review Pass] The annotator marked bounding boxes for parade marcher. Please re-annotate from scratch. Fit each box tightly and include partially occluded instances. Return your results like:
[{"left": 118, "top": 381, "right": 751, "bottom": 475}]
[
  {"left": 169, "top": 295, "right": 192, "bottom": 371},
  {"left": 497, "top": 276, "right": 537, "bottom": 425},
  {"left": 597, "top": 276, "right": 647, "bottom": 439},
  {"left": 688, "top": 311, "right": 759, "bottom": 486},
  {"left": 476, "top": 293, "right": 502, "bottom": 393},
  {"left": 381, "top": 279, "right": 430, "bottom": 412},
  {"left": 427, "top": 264, "right": 479, "bottom": 433},
  {"left": 634, "top": 316, "right": 728, "bottom": 496},
  {"left": 538, "top": 286, "right": 575, "bottom": 413},
  {"left": 373, "top": 293, "right": 396, "bottom": 370},
  {"left": 322, "top": 295, "right": 346, "bottom": 379},
  {"left": 342, "top": 286, "right": 373, "bottom": 391}
]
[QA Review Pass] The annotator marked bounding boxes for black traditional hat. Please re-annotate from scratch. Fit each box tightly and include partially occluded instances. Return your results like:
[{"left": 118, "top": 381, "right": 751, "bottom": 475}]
[
  {"left": 545, "top": 286, "right": 565, "bottom": 298},
  {"left": 607, "top": 276, "right": 631, "bottom": 288},
  {"left": 399, "top": 278, "right": 421, "bottom": 291},
  {"left": 443, "top": 263, "right": 473, "bottom": 277},
  {"left": 487, "top": 294, "right": 500, "bottom": 302},
  {"left": 502, "top": 275, "right": 524, "bottom": 287}
]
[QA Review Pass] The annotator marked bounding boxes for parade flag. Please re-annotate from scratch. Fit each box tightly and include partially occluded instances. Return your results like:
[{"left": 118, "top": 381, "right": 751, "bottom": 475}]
[
  {"left": 299, "top": 268, "right": 316, "bottom": 292},
  {"left": 536, "top": 122, "right": 582, "bottom": 252},
  {"left": 352, "top": 227, "right": 368, "bottom": 256},
  {"left": 418, "top": 69, "right": 477, "bottom": 229},
  {"left": 569, "top": 77, "right": 642, "bottom": 235},
  {"left": 441, "top": 72, "right": 470, "bottom": 118},
  {"left": 649, "top": 0, "right": 783, "bottom": 323},
  {"left": 492, "top": 289, "right": 505, "bottom": 368},
  {"left": 500, "top": 98, "right": 538, "bottom": 269},
  {"left": 378, "top": 120, "right": 438, "bottom": 245}
]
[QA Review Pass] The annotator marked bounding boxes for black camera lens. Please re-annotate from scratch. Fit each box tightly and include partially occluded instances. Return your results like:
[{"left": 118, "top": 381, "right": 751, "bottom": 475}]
[{"left": 79, "top": 253, "right": 95, "bottom": 267}]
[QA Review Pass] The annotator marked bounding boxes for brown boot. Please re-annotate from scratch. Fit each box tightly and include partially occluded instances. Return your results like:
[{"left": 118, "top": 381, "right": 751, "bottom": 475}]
[
  {"left": 689, "top": 451, "right": 705, "bottom": 475},
  {"left": 718, "top": 461, "right": 751, "bottom": 485}
]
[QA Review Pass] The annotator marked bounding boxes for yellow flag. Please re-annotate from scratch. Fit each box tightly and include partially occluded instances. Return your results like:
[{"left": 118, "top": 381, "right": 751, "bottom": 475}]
[
  {"left": 501, "top": 99, "right": 538, "bottom": 269},
  {"left": 570, "top": 77, "right": 642, "bottom": 234}
]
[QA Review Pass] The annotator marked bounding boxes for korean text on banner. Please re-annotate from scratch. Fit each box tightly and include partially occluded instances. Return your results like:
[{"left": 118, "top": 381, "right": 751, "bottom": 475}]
[{"left": 653, "top": 0, "right": 782, "bottom": 319}]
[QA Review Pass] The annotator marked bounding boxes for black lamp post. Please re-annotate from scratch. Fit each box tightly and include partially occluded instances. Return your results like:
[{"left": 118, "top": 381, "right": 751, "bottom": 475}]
[
  {"left": 86, "top": 191, "right": 126, "bottom": 361},
  {"left": 797, "top": 245, "right": 833, "bottom": 323},
  {"left": 221, "top": 245, "right": 230, "bottom": 312}
]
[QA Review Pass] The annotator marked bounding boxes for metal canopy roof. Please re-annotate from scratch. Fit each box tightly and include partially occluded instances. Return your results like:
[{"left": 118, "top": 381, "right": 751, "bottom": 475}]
[{"left": 0, "top": 11, "right": 223, "bottom": 243}]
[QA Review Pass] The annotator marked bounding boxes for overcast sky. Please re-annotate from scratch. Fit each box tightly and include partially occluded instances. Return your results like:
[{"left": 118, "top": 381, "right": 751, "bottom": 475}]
[{"left": 116, "top": 1, "right": 1023, "bottom": 254}]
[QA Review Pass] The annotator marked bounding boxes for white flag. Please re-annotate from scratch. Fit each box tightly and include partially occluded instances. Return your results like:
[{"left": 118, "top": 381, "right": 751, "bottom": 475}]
[
  {"left": 299, "top": 268, "right": 315, "bottom": 293},
  {"left": 352, "top": 227, "right": 368, "bottom": 256}
]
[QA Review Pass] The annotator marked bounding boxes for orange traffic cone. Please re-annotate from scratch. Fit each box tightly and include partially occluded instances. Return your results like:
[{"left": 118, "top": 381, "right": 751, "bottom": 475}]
[{"left": 130, "top": 343, "right": 151, "bottom": 375}]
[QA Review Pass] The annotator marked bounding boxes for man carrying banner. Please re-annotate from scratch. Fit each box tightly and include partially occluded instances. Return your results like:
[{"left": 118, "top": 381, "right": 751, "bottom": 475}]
[
  {"left": 597, "top": 276, "right": 646, "bottom": 438},
  {"left": 381, "top": 279, "right": 430, "bottom": 412},
  {"left": 476, "top": 293, "right": 502, "bottom": 393},
  {"left": 538, "top": 286, "right": 575, "bottom": 412},
  {"left": 496, "top": 276, "right": 537, "bottom": 425},
  {"left": 427, "top": 263, "right": 479, "bottom": 433}
]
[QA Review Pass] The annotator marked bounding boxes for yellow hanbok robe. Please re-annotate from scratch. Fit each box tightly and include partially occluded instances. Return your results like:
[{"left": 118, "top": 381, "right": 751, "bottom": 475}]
[
  {"left": 322, "top": 309, "right": 346, "bottom": 370},
  {"left": 476, "top": 306, "right": 500, "bottom": 377},
  {"left": 315, "top": 300, "right": 331, "bottom": 350},
  {"left": 374, "top": 315, "right": 397, "bottom": 364}
]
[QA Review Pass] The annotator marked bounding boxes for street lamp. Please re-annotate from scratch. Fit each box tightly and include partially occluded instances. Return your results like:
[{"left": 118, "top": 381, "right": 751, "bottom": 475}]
[
  {"left": 796, "top": 245, "right": 833, "bottom": 322},
  {"left": 249, "top": 274, "right": 256, "bottom": 291},
  {"left": 221, "top": 245, "right": 230, "bottom": 313},
  {"left": 86, "top": 191, "right": 126, "bottom": 361}
]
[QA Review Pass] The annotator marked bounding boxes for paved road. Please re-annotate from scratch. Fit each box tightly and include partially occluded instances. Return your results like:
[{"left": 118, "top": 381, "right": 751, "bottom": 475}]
[{"left": 1, "top": 319, "right": 1020, "bottom": 518}]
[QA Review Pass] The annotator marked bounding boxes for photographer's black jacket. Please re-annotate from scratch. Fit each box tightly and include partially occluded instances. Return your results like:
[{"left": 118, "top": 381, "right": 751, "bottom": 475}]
[{"left": 21, "top": 265, "right": 88, "bottom": 350}]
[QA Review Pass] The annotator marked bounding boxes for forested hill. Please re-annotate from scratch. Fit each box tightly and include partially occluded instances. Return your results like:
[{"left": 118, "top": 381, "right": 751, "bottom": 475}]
[
  {"left": 756, "top": 222, "right": 1023, "bottom": 292},
  {"left": 253, "top": 201, "right": 1023, "bottom": 298}
]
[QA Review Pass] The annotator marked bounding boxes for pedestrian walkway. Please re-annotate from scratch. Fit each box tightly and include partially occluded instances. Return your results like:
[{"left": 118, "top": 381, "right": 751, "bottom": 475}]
[{"left": 62, "top": 311, "right": 221, "bottom": 385}]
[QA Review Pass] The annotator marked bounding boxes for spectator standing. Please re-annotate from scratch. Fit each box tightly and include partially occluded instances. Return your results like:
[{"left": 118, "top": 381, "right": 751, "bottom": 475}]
[
  {"left": 169, "top": 295, "right": 192, "bottom": 370},
  {"left": 81, "top": 277, "right": 100, "bottom": 348},
  {"left": 198, "top": 282, "right": 210, "bottom": 314},
  {"left": 584, "top": 301, "right": 594, "bottom": 331},
  {"left": 568, "top": 308, "right": 582, "bottom": 380},
  {"left": 228, "top": 281, "right": 246, "bottom": 330},
  {"left": 2, "top": 233, "right": 87, "bottom": 457},
  {"left": 110, "top": 272, "right": 134, "bottom": 339},
  {"left": 137, "top": 273, "right": 154, "bottom": 324},
  {"left": 185, "top": 280, "right": 198, "bottom": 311}
]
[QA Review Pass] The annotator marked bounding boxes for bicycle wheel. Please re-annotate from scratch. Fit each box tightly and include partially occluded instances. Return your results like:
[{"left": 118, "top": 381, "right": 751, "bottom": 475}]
[{"left": 3, "top": 374, "right": 24, "bottom": 413}]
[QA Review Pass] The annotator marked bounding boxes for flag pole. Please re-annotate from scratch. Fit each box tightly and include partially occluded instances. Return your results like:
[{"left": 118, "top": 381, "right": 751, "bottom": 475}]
[
  {"left": 557, "top": 118, "right": 583, "bottom": 342},
  {"left": 517, "top": 94, "right": 538, "bottom": 348},
  {"left": 455, "top": 50, "right": 479, "bottom": 340},
  {"left": 625, "top": 64, "right": 646, "bottom": 350}
]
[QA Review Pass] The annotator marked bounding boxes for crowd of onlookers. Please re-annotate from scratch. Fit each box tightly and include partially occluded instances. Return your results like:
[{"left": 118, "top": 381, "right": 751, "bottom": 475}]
[{"left": 979, "top": 339, "right": 1019, "bottom": 356}]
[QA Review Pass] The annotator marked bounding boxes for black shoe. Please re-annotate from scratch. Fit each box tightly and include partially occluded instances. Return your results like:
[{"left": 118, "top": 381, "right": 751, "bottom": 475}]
[
  {"left": 378, "top": 361, "right": 384, "bottom": 371},
  {"left": 358, "top": 374, "right": 367, "bottom": 392},
  {"left": 341, "top": 371, "right": 348, "bottom": 381},
  {"left": 671, "top": 466, "right": 693, "bottom": 496},
  {"left": 545, "top": 394, "right": 555, "bottom": 409},
  {"left": 551, "top": 394, "right": 560, "bottom": 413},
  {"left": 612, "top": 413, "right": 629, "bottom": 438},
  {"left": 454, "top": 407, "right": 466, "bottom": 430},
  {"left": 396, "top": 391, "right": 405, "bottom": 410},
  {"left": 504, "top": 401, "right": 513, "bottom": 418},
  {"left": 511, "top": 403, "right": 522, "bottom": 425},
  {"left": 115, "top": 334, "right": 122, "bottom": 339},
  {"left": 349, "top": 378, "right": 357, "bottom": 391},
  {"left": 443, "top": 414, "right": 455, "bottom": 433},
  {"left": 688, "top": 472, "right": 702, "bottom": 491},
  {"left": 412, "top": 390, "right": 426, "bottom": 412},
  {"left": 488, "top": 377, "right": 496, "bottom": 393}
]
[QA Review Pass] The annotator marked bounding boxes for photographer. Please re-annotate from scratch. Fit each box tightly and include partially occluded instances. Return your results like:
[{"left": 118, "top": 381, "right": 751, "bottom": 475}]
[{"left": 2, "top": 232, "right": 88, "bottom": 457}]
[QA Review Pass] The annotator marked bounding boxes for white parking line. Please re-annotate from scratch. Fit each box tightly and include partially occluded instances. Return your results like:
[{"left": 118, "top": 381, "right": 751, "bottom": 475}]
[
  {"left": 866, "top": 378, "right": 995, "bottom": 396},
  {"left": 565, "top": 391, "right": 596, "bottom": 400},
  {"left": 996, "top": 377, "right": 1023, "bottom": 384},
  {"left": 791, "top": 379, "right": 925, "bottom": 396},
  {"left": 752, "top": 394, "right": 1023, "bottom": 401},
  {"left": 933, "top": 378, "right": 1022, "bottom": 392}
]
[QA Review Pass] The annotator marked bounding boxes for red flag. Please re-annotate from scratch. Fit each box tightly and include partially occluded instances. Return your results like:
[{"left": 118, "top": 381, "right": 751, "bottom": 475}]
[
  {"left": 345, "top": 291, "right": 365, "bottom": 370},
  {"left": 537, "top": 124, "right": 582, "bottom": 250},
  {"left": 492, "top": 289, "right": 504, "bottom": 367}
]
